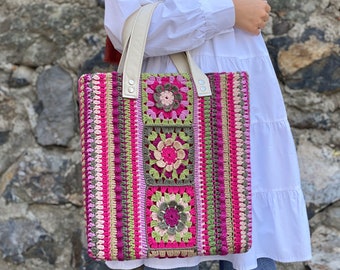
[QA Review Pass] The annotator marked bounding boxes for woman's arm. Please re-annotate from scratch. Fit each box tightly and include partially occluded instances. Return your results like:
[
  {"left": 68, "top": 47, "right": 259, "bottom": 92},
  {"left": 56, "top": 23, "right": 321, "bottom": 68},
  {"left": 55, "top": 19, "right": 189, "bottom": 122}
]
[
  {"left": 104, "top": 0, "right": 271, "bottom": 57},
  {"left": 104, "top": 0, "right": 235, "bottom": 57}
]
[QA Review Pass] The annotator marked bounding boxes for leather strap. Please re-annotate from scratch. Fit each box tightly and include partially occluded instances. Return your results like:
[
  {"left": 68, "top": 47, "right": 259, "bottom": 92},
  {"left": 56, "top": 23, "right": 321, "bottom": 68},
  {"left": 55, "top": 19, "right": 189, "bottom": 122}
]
[{"left": 119, "top": 3, "right": 212, "bottom": 98}]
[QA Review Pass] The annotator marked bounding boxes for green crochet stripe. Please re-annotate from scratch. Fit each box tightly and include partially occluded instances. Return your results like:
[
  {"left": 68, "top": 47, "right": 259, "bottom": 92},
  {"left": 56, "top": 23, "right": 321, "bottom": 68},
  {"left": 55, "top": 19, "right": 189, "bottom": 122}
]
[
  {"left": 122, "top": 98, "right": 136, "bottom": 259},
  {"left": 203, "top": 95, "right": 217, "bottom": 253}
]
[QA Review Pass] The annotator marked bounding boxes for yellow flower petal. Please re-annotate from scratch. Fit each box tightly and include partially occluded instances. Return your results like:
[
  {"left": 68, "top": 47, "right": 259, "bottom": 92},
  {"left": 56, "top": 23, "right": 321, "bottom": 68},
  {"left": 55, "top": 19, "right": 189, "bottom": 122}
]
[
  {"left": 177, "top": 149, "right": 185, "bottom": 160},
  {"left": 173, "top": 141, "right": 182, "bottom": 150},
  {"left": 157, "top": 141, "right": 165, "bottom": 151},
  {"left": 174, "top": 160, "right": 182, "bottom": 169},
  {"left": 165, "top": 164, "right": 173, "bottom": 172},
  {"left": 154, "top": 150, "right": 162, "bottom": 161},
  {"left": 156, "top": 160, "right": 167, "bottom": 168},
  {"left": 164, "top": 138, "right": 173, "bottom": 146}
]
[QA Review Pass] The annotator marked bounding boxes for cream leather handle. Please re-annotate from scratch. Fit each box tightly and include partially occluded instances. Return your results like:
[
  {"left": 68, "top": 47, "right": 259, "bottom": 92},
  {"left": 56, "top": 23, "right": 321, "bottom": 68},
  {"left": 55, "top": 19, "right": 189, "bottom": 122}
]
[{"left": 118, "top": 3, "right": 211, "bottom": 99}]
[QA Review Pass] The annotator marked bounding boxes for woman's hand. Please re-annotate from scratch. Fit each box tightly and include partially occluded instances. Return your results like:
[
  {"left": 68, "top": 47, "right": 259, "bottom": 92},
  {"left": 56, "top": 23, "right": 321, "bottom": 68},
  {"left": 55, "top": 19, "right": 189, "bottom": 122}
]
[{"left": 233, "top": 0, "right": 271, "bottom": 35}]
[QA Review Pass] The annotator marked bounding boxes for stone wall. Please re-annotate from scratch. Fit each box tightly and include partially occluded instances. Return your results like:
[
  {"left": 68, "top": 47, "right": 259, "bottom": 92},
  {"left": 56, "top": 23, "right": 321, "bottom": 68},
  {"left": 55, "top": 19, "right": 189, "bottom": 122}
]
[{"left": 0, "top": 0, "right": 339, "bottom": 269}]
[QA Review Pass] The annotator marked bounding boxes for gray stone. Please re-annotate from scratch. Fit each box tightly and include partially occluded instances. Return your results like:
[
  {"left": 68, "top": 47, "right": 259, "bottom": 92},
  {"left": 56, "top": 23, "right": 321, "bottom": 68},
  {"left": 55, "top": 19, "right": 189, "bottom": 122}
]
[
  {"left": 3, "top": 149, "right": 82, "bottom": 205},
  {"left": 298, "top": 136, "right": 340, "bottom": 208},
  {"left": 35, "top": 66, "right": 75, "bottom": 146},
  {"left": 22, "top": 38, "right": 59, "bottom": 67},
  {"left": 276, "top": 262, "right": 306, "bottom": 270},
  {"left": 272, "top": 19, "right": 293, "bottom": 36},
  {"left": 0, "top": 3, "right": 104, "bottom": 66},
  {"left": 308, "top": 224, "right": 340, "bottom": 270},
  {"left": 288, "top": 111, "right": 333, "bottom": 130},
  {"left": 0, "top": 218, "right": 54, "bottom": 264},
  {"left": 0, "top": 131, "right": 10, "bottom": 145},
  {"left": 326, "top": 202, "right": 340, "bottom": 231},
  {"left": 285, "top": 54, "right": 340, "bottom": 93},
  {"left": 9, "top": 66, "right": 35, "bottom": 88}
]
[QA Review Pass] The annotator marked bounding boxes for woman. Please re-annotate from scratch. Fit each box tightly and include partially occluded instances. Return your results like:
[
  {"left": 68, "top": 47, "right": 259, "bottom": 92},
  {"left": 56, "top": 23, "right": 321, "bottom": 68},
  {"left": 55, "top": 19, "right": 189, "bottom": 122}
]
[{"left": 103, "top": 0, "right": 312, "bottom": 269}]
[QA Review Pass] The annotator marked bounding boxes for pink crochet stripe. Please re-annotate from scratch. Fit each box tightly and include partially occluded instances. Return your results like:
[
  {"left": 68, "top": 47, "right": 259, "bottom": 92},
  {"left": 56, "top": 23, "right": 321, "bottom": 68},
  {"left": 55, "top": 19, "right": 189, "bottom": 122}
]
[
  {"left": 227, "top": 73, "right": 242, "bottom": 253},
  {"left": 121, "top": 96, "right": 136, "bottom": 259},
  {"left": 193, "top": 85, "right": 204, "bottom": 255},
  {"left": 136, "top": 93, "right": 148, "bottom": 258},
  {"left": 97, "top": 73, "right": 111, "bottom": 259},
  {"left": 129, "top": 99, "right": 142, "bottom": 258}
]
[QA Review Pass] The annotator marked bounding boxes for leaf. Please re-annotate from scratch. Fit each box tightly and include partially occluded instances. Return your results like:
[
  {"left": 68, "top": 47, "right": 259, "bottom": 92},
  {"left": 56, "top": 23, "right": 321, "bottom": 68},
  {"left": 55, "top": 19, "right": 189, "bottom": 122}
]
[
  {"left": 180, "top": 169, "right": 189, "bottom": 179},
  {"left": 150, "top": 159, "right": 157, "bottom": 165},
  {"left": 151, "top": 220, "right": 158, "bottom": 227},
  {"left": 151, "top": 191, "right": 162, "bottom": 202},
  {"left": 186, "top": 221, "right": 193, "bottom": 227},
  {"left": 165, "top": 193, "right": 171, "bottom": 202},
  {"left": 162, "top": 234, "right": 169, "bottom": 243},
  {"left": 182, "top": 193, "right": 190, "bottom": 203},
  {"left": 152, "top": 231, "right": 162, "bottom": 243},
  {"left": 172, "top": 132, "right": 177, "bottom": 141},
  {"left": 175, "top": 194, "right": 181, "bottom": 202},
  {"left": 181, "top": 143, "right": 190, "bottom": 149},
  {"left": 184, "top": 206, "right": 191, "bottom": 212},
  {"left": 179, "top": 132, "right": 189, "bottom": 141},
  {"left": 159, "top": 132, "right": 166, "bottom": 141},
  {"left": 148, "top": 144, "right": 157, "bottom": 151},
  {"left": 149, "top": 168, "right": 160, "bottom": 179},
  {"left": 183, "top": 232, "right": 192, "bottom": 242},
  {"left": 148, "top": 131, "right": 158, "bottom": 141},
  {"left": 150, "top": 205, "right": 159, "bottom": 213}
]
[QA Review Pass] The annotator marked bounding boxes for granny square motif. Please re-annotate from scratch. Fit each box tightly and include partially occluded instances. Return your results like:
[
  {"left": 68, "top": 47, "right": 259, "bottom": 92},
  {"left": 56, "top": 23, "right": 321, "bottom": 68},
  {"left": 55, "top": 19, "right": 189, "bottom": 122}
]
[
  {"left": 78, "top": 71, "right": 252, "bottom": 261},
  {"left": 141, "top": 73, "right": 194, "bottom": 126},
  {"left": 143, "top": 126, "right": 194, "bottom": 185}
]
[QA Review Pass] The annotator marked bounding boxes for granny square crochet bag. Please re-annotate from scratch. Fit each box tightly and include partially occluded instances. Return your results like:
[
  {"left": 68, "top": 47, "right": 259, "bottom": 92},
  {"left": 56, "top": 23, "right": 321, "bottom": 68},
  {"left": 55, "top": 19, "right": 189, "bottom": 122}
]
[{"left": 78, "top": 3, "right": 252, "bottom": 261}]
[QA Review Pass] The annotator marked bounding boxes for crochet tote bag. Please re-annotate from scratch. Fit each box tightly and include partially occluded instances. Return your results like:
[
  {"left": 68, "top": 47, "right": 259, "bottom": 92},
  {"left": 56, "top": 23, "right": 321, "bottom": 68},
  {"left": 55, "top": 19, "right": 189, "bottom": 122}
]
[{"left": 78, "top": 3, "right": 252, "bottom": 261}]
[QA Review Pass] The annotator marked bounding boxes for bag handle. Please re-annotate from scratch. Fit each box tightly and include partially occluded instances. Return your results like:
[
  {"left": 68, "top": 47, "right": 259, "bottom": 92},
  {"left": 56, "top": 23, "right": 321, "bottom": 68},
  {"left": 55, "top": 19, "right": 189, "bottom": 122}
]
[{"left": 118, "top": 3, "right": 212, "bottom": 99}]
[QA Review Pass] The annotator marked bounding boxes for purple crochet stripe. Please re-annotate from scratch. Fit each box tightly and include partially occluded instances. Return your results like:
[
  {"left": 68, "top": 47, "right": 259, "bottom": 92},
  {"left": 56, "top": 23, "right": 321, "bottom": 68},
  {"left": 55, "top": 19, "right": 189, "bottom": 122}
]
[
  {"left": 109, "top": 72, "right": 124, "bottom": 260},
  {"left": 78, "top": 75, "right": 93, "bottom": 257},
  {"left": 212, "top": 73, "right": 229, "bottom": 254}
]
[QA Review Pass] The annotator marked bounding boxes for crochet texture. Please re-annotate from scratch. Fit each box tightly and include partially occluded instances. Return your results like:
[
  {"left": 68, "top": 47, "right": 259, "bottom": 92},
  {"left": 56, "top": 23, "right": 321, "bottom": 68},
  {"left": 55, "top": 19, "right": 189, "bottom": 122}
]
[{"left": 78, "top": 71, "right": 252, "bottom": 261}]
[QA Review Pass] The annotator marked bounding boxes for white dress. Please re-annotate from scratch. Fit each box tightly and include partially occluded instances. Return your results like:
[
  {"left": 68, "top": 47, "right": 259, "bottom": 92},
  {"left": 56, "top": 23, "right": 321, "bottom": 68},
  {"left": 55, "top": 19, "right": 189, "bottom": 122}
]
[{"left": 104, "top": 1, "right": 312, "bottom": 269}]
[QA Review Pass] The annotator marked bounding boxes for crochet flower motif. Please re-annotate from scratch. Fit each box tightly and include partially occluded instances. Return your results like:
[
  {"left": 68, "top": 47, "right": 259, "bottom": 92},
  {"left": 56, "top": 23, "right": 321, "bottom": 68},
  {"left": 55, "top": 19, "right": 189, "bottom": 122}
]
[
  {"left": 144, "top": 127, "right": 194, "bottom": 184},
  {"left": 142, "top": 74, "right": 193, "bottom": 125},
  {"left": 157, "top": 200, "right": 187, "bottom": 236},
  {"left": 150, "top": 190, "right": 194, "bottom": 244},
  {"left": 154, "top": 138, "right": 185, "bottom": 173},
  {"left": 154, "top": 83, "right": 182, "bottom": 112}
]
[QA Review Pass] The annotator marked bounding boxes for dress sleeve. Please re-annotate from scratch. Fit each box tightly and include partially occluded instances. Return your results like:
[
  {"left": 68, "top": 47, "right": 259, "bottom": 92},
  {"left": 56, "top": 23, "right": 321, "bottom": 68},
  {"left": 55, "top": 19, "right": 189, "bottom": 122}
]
[{"left": 104, "top": 0, "right": 235, "bottom": 57}]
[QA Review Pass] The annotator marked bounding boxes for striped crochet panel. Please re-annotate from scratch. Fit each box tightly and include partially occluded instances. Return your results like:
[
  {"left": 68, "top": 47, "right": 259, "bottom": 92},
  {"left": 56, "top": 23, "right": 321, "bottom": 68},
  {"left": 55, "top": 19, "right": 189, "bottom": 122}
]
[{"left": 78, "top": 71, "right": 251, "bottom": 261}]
